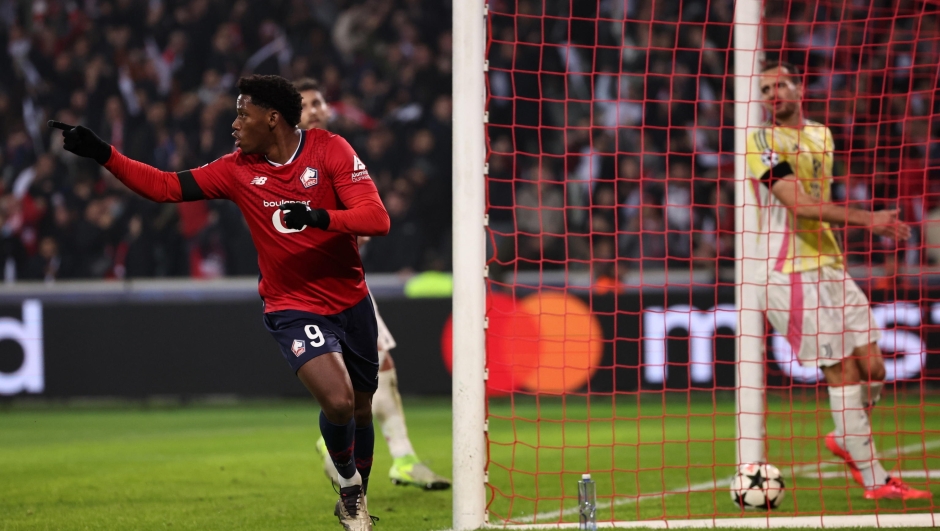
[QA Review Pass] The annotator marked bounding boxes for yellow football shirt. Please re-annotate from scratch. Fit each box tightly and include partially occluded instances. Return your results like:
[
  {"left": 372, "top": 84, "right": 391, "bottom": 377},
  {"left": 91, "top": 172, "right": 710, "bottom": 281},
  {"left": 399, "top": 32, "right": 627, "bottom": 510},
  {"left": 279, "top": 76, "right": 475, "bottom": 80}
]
[{"left": 745, "top": 120, "right": 843, "bottom": 274}]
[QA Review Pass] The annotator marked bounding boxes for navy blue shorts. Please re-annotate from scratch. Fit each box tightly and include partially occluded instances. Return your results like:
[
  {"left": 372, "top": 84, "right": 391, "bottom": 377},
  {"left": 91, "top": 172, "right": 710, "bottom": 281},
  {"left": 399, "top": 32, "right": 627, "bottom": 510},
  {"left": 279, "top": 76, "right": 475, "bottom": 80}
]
[{"left": 264, "top": 295, "right": 379, "bottom": 393}]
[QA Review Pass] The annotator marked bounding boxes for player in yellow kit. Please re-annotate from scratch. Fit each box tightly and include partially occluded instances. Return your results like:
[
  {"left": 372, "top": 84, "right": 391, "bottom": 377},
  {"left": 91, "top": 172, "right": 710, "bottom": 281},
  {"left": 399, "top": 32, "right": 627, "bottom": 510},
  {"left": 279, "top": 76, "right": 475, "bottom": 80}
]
[
  {"left": 294, "top": 78, "right": 451, "bottom": 490},
  {"left": 746, "top": 62, "right": 930, "bottom": 500}
]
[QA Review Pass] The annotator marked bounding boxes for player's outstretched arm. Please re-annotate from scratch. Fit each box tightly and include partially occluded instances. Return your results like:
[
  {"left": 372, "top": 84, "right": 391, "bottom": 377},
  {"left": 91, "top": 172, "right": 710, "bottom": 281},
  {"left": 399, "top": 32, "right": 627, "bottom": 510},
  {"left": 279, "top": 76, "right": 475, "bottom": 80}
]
[
  {"left": 48, "top": 120, "right": 113, "bottom": 164},
  {"left": 769, "top": 176, "right": 911, "bottom": 240},
  {"left": 49, "top": 121, "right": 205, "bottom": 203}
]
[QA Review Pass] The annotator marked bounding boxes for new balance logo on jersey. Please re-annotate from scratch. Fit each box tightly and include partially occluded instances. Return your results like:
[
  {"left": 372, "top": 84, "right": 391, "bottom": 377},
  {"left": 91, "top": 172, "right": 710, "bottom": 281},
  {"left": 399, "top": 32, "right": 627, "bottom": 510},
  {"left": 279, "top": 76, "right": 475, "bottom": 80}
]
[
  {"left": 250, "top": 176, "right": 267, "bottom": 185},
  {"left": 351, "top": 156, "right": 370, "bottom": 182},
  {"left": 300, "top": 167, "right": 318, "bottom": 188}
]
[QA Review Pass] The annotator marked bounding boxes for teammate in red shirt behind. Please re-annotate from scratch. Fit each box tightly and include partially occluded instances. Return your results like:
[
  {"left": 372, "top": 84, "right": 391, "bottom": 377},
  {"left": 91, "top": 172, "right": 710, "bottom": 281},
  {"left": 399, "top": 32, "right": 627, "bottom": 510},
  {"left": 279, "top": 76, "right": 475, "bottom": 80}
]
[{"left": 51, "top": 75, "right": 387, "bottom": 531}]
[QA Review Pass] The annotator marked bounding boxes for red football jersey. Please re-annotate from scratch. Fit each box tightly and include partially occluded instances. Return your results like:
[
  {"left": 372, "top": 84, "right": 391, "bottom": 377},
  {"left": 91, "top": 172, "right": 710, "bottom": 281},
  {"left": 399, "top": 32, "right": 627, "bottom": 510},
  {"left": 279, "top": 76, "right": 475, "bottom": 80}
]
[{"left": 188, "top": 128, "right": 387, "bottom": 314}]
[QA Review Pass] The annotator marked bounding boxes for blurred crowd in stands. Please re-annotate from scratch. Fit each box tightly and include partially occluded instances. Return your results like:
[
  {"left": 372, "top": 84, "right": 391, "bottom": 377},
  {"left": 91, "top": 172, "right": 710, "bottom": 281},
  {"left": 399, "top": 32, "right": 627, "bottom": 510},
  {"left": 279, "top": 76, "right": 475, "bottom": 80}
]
[
  {"left": 1, "top": 0, "right": 939, "bottom": 285},
  {"left": 486, "top": 0, "right": 940, "bottom": 285},
  {"left": 0, "top": 0, "right": 451, "bottom": 281}
]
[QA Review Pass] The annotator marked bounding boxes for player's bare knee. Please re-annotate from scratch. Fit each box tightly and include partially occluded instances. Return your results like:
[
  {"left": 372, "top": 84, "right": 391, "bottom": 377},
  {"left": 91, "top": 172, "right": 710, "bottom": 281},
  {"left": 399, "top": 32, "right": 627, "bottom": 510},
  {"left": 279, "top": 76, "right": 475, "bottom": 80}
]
[
  {"left": 354, "top": 409, "right": 372, "bottom": 427},
  {"left": 866, "top": 359, "right": 886, "bottom": 382},
  {"left": 822, "top": 360, "right": 861, "bottom": 386},
  {"left": 354, "top": 401, "right": 373, "bottom": 426},
  {"left": 853, "top": 343, "right": 886, "bottom": 382},
  {"left": 322, "top": 394, "right": 355, "bottom": 424}
]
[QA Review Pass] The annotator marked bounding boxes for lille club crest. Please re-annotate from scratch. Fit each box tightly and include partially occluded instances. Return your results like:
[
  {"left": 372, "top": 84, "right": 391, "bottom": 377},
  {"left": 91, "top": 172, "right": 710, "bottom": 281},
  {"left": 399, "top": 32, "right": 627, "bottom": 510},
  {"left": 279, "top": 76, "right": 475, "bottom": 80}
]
[
  {"left": 291, "top": 340, "right": 306, "bottom": 356},
  {"left": 300, "top": 167, "right": 318, "bottom": 188}
]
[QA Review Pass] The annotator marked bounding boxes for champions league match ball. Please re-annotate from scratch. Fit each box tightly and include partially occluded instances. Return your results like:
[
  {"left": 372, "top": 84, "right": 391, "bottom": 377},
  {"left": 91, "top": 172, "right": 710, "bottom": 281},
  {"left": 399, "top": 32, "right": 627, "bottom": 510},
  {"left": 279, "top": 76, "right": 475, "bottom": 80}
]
[{"left": 730, "top": 463, "right": 785, "bottom": 510}]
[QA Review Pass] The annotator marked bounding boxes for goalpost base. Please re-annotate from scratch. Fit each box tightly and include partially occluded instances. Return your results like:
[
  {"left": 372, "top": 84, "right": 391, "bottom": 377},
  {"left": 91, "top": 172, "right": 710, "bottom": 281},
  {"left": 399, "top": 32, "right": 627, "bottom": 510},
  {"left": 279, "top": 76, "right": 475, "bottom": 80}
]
[{"left": 484, "top": 513, "right": 938, "bottom": 529}]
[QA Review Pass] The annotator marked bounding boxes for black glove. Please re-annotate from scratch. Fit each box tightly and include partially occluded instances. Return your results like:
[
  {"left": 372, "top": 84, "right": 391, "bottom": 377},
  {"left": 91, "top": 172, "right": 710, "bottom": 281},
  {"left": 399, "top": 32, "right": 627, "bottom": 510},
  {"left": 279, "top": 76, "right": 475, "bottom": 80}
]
[
  {"left": 279, "top": 203, "right": 330, "bottom": 230},
  {"left": 48, "top": 121, "right": 112, "bottom": 165}
]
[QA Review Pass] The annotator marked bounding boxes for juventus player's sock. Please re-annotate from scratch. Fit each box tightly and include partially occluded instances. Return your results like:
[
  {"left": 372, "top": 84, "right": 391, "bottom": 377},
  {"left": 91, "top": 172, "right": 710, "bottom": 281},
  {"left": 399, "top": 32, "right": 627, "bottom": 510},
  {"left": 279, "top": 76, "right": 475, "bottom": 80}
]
[
  {"left": 828, "top": 385, "right": 888, "bottom": 489},
  {"left": 354, "top": 423, "right": 375, "bottom": 494},
  {"left": 373, "top": 366, "right": 417, "bottom": 459},
  {"left": 319, "top": 411, "right": 360, "bottom": 487},
  {"left": 864, "top": 381, "right": 884, "bottom": 409}
]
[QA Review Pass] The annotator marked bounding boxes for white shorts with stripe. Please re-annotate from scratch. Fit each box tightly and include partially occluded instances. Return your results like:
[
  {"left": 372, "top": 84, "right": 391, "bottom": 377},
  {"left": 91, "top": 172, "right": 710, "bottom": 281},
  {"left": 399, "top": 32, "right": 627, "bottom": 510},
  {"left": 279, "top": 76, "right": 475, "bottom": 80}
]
[
  {"left": 766, "top": 266, "right": 880, "bottom": 368},
  {"left": 372, "top": 294, "right": 396, "bottom": 367}
]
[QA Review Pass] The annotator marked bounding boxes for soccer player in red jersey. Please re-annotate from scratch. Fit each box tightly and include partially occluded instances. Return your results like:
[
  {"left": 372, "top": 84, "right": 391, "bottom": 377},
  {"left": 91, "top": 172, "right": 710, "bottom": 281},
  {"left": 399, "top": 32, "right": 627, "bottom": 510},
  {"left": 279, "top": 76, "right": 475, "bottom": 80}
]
[
  {"left": 294, "top": 78, "right": 451, "bottom": 490},
  {"left": 51, "top": 74, "right": 388, "bottom": 530}
]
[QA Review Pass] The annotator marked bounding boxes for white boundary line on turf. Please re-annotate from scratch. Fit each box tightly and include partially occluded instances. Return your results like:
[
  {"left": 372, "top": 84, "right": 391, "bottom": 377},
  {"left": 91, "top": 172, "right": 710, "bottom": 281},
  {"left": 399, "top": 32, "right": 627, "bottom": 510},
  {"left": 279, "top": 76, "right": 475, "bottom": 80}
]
[
  {"left": 807, "top": 469, "right": 940, "bottom": 480},
  {"left": 479, "top": 438, "right": 940, "bottom": 528},
  {"left": 479, "top": 513, "right": 939, "bottom": 529}
]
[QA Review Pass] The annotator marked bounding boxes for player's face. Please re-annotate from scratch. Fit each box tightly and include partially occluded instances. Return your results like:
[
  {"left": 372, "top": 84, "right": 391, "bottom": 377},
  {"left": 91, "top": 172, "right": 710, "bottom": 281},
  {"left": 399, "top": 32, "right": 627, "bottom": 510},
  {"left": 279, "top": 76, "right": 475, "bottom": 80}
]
[
  {"left": 232, "top": 95, "right": 273, "bottom": 154},
  {"left": 759, "top": 67, "right": 802, "bottom": 122},
  {"left": 299, "top": 89, "right": 331, "bottom": 130}
]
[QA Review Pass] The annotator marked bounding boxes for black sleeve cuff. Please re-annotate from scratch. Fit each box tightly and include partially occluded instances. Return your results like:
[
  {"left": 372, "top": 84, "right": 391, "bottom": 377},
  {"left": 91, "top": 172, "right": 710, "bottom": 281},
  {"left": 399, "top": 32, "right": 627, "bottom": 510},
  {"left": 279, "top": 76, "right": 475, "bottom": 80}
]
[
  {"left": 176, "top": 170, "right": 206, "bottom": 202},
  {"left": 759, "top": 161, "right": 794, "bottom": 186},
  {"left": 311, "top": 209, "right": 330, "bottom": 230},
  {"left": 93, "top": 144, "right": 113, "bottom": 165}
]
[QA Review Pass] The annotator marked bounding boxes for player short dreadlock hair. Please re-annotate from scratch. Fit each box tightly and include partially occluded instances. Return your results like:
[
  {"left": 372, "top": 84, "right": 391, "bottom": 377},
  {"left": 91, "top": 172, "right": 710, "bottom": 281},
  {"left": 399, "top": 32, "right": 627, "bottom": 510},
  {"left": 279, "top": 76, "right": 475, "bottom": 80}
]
[
  {"left": 293, "top": 77, "right": 321, "bottom": 93},
  {"left": 760, "top": 61, "right": 803, "bottom": 85},
  {"left": 237, "top": 75, "right": 303, "bottom": 127}
]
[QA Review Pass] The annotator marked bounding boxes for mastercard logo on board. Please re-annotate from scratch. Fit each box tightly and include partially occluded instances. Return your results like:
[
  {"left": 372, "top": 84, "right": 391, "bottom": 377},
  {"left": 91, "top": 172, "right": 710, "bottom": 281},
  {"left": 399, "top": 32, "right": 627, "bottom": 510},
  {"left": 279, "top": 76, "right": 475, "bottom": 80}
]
[{"left": 441, "top": 292, "right": 604, "bottom": 396}]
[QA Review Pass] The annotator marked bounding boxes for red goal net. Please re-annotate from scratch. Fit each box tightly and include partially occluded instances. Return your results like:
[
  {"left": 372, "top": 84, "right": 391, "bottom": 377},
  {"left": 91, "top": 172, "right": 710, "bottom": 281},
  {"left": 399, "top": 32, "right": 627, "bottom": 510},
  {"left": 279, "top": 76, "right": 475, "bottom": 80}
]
[{"left": 482, "top": 0, "right": 940, "bottom": 525}]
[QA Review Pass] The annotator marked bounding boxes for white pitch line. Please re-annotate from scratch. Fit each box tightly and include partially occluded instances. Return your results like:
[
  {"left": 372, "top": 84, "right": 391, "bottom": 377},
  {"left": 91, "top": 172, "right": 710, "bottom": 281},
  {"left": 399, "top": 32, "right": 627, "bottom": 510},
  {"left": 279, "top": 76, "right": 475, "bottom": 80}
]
[
  {"left": 805, "top": 469, "right": 940, "bottom": 480},
  {"left": 484, "top": 513, "right": 939, "bottom": 529},
  {"left": 517, "top": 438, "right": 940, "bottom": 523},
  {"left": 433, "top": 439, "right": 940, "bottom": 531}
]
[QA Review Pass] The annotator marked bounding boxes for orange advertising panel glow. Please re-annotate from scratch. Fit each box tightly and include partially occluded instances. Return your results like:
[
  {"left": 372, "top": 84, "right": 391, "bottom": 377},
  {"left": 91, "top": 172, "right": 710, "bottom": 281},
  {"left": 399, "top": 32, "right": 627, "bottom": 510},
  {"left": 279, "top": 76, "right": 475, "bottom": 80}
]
[{"left": 441, "top": 292, "right": 603, "bottom": 395}]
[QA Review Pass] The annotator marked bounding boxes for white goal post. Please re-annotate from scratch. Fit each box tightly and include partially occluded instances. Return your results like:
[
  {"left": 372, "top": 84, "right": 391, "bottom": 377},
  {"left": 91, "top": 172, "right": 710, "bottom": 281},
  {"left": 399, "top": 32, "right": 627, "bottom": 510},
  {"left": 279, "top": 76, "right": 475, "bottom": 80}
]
[
  {"left": 451, "top": 0, "right": 487, "bottom": 530},
  {"left": 732, "top": 0, "right": 767, "bottom": 468}
]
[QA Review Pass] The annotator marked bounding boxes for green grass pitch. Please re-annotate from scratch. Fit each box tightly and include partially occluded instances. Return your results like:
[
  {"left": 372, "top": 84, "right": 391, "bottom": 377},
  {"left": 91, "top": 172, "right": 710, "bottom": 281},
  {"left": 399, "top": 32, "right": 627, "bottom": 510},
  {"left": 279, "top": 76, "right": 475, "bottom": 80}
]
[
  {"left": 487, "top": 391, "right": 939, "bottom": 527},
  {"left": 0, "top": 399, "right": 452, "bottom": 531},
  {"left": 1, "top": 393, "right": 937, "bottom": 531}
]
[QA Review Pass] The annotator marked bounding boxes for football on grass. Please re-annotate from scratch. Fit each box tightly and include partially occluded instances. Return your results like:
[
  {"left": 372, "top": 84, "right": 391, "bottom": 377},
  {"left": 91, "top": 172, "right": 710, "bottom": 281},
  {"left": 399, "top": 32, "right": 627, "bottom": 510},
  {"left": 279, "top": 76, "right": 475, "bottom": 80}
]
[{"left": 730, "top": 463, "right": 785, "bottom": 510}]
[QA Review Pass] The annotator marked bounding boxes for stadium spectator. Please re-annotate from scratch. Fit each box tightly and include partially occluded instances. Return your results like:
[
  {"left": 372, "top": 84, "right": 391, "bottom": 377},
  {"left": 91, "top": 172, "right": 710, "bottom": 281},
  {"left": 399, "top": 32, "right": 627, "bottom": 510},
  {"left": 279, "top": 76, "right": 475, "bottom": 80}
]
[
  {"left": 0, "top": 0, "right": 452, "bottom": 281},
  {"left": 486, "top": 0, "right": 938, "bottom": 285},
  {"left": 1, "top": 0, "right": 937, "bottom": 283},
  {"left": 517, "top": 165, "right": 566, "bottom": 268},
  {"left": 621, "top": 191, "right": 668, "bottom": 271}
]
